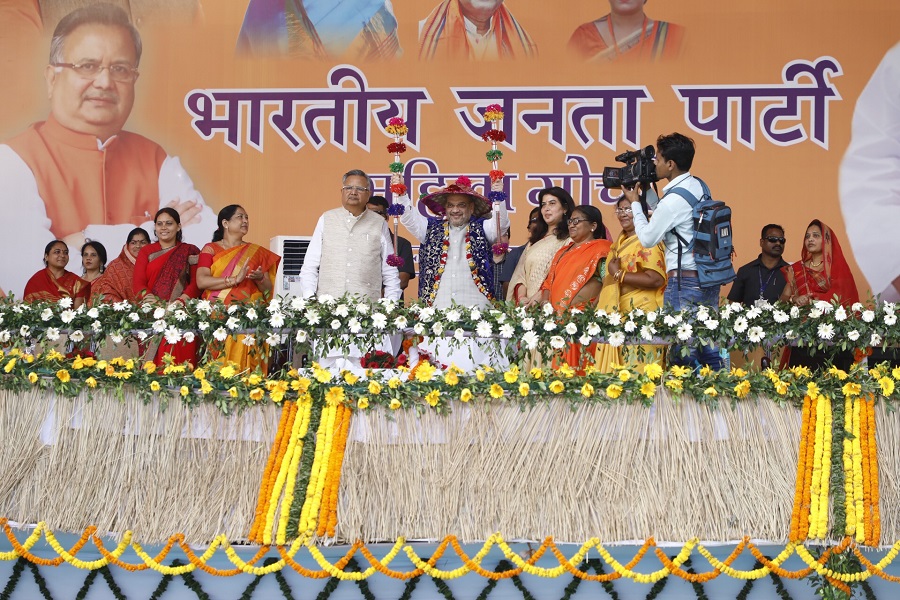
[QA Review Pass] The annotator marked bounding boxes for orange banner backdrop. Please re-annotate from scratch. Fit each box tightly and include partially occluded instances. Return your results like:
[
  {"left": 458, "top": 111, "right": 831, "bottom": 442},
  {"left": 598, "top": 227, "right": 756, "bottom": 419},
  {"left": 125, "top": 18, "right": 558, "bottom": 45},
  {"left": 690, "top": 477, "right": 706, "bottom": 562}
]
[{"left": 0, "top": 0, "right": 898, "bottom": 300}]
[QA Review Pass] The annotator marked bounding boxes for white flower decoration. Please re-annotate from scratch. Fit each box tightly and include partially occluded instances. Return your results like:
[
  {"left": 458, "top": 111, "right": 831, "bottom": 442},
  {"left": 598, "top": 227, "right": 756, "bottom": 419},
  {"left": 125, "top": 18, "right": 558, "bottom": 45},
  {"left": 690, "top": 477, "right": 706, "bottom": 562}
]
[
  {"left": 676, "top": 324, "right": 693, "bottom": 341},
  {"left": 748, "top": 326, "right": 765, "bottom": 343},
  {"left": 476, "top": 321, "right": 493, "bottom": 338},
  {"left": 522, "top": 331, "right": 539, "bottom": 350},
  {"left": 164, "top": 327, "right": 182, "bottom": 344},
  {"left": 817, "top": 323, "right": 835, "bottom": 340}
]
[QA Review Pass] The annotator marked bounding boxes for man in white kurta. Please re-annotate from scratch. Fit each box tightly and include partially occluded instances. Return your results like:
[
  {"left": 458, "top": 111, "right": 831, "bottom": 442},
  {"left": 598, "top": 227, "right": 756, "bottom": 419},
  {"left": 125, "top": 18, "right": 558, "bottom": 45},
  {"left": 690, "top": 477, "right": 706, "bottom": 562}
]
[
  {"left": 397, "top": 177, "right": 509, "bottom": 369},
  {"left": 299, "top": 169, "right": 401, "bottom": 370}
]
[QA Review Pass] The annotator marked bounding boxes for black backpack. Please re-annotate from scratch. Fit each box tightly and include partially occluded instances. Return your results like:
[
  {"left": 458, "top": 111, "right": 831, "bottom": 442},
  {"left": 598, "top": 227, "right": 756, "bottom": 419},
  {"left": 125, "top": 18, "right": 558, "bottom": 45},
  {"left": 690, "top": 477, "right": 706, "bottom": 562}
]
[{"left": 667, "top": 177, "right": 736, "bottom": 289}]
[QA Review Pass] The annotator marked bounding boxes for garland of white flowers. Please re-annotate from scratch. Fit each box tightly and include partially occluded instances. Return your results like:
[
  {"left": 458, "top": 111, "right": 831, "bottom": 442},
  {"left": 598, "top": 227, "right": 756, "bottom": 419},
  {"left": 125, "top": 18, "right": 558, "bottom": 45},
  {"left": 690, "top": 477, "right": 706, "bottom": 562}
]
[{"left": 3, "top": 295, "right": 899, "bottom": 369}]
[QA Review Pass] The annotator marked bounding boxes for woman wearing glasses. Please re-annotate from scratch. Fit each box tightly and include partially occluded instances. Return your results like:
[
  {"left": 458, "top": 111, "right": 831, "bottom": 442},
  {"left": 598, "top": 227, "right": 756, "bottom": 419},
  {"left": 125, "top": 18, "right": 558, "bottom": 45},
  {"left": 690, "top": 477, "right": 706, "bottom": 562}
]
[
  {"left": 507, "top": 187, "right": 574, "bottom": 304},
  {"left": 91, "top": 228, "right": 150, "bottom": 304},
  {"left": 534, "top": 205, "right": 612, "bottom": 372},
  {"left": 196, "top": 205, "right": 281, "bottom": 372},
  {"left": 595, "top": 196, "right": 667, "bottom": 372}
]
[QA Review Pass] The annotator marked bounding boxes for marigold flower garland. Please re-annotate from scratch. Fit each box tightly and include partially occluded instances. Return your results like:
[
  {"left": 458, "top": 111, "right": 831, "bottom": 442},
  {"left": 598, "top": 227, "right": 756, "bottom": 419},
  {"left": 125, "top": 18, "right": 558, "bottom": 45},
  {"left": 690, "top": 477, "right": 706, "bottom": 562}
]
[
  {"left": 248, "top": 400, "right": 297, "bottom": 542},
  {"left": 385, "top": 117, "right": 408, "bottom": 268},
  {"left": 297, "top": 400, "right": 337, "bottom": 537},
  {"left": 274, "top": 397, "right": 313, "bottom": 545},
  {"left": 317, "top": 402, "right": 352, "bottom": 537},
  {"left": 482, "top": 104, "right": 509, "bottom": 258},
  {"left": 804, "top": 389, "right": 834, "bottom": 540},
  {"left": 790, "top": 395, "right": 814, "bottom": 541},
  {"left": 12, "top": 520, "right": 900, "bottom": 585}
]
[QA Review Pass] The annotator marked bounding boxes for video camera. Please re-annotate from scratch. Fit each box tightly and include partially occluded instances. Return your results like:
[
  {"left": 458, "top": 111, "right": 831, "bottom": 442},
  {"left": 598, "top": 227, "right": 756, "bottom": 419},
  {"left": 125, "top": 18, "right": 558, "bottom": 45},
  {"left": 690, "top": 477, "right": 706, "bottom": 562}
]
[{"left": 602, "top": 145, "right": 659, "bottom": 189}]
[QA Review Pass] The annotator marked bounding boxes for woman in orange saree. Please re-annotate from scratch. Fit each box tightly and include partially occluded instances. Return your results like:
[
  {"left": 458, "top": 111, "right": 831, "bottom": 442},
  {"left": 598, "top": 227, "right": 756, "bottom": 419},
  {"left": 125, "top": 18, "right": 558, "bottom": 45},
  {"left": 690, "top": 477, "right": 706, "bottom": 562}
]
[
  {"left": 24, "top": 240, "right": 90, "bottom": 307},
  {"left": 133, "top": 208, "right": 201, "bottom": 365},
  {"left": 568, "top": 0, "right": 684, "bottom": 63},
  {"left": 197, "top": 205, "right": 281, "bottom": 373},
  {"left": 536, "top": 206, "right": 612, "bottom": 373},
  {"left": 91, "top": 228, "right": 150, "bottom": 304}
]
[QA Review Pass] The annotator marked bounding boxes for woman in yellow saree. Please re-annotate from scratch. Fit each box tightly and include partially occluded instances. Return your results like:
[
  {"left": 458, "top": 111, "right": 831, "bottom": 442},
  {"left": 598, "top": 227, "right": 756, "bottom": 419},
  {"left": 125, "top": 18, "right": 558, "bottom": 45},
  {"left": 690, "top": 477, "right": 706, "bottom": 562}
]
[
  {"left": 197, "top": 205, "right": 281, "bottom": 373},
  {"left": 594, "top": 196, "right": 667, "bottom": 372}
]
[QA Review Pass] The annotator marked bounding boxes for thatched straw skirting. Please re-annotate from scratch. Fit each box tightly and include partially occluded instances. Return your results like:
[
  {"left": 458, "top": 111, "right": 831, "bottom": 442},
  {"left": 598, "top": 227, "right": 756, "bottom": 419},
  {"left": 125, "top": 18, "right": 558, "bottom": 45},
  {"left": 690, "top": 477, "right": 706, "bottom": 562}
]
[
  {"left": 875, "top": 403, "right": 900, "bottom": 542},
  {"left": 337, "top": 392, "right": 804, "bottom": 544},
  {"left": 0, "top": 390, "right": 280, "bottom": 545}
]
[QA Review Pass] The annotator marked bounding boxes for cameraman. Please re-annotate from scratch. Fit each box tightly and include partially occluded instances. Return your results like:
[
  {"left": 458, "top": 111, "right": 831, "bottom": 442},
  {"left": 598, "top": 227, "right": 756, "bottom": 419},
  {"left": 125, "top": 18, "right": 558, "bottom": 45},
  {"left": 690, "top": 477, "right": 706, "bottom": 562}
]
[{"left": 621, "top": 132, "right": 724, "bottom": 370}]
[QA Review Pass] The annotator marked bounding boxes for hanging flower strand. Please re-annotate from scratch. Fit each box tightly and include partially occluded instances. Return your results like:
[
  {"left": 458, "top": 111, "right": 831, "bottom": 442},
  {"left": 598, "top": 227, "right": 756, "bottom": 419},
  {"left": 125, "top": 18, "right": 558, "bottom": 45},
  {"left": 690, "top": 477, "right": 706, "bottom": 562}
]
[
  {"left": 385, "top": 117, "right": 409, "bottom": 268},
  {"left": 483, "top": 104, "right": 508, "bottom": 257}
]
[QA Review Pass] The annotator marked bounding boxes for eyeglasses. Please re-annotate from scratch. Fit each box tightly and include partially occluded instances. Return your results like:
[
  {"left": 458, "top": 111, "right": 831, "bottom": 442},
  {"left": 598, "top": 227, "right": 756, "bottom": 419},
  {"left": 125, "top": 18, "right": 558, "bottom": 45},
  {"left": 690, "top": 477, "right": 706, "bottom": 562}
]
[
  {"left": 567, "top": 218, "right": 590, "bottom": 226},
  {"left": 614, "top": 207, "right": 632, "bottom": 214},
  {"left": 764, "top": 236, "right": 786, "bottom": 244},
  {"left": 52, "top": 62, "right": 139, "bottom": 83},
  {"left": 342, "top": 185, "right": 369, "bottom": 193}
]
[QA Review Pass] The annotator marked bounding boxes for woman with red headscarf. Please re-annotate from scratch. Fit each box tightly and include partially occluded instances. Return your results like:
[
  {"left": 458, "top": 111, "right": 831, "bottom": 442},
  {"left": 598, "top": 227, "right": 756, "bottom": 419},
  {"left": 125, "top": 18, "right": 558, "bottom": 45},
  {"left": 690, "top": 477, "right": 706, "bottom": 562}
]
[{"left": 779, "top": 219, "right": 859, "bottom": 369}]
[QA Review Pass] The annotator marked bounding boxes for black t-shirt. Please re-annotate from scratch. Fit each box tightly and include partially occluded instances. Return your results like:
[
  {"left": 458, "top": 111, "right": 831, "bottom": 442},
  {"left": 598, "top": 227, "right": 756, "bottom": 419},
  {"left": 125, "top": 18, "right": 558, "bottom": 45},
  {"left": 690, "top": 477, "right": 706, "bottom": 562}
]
[{"left": 727, "top": 255, "right": 789, "bottom": 304}]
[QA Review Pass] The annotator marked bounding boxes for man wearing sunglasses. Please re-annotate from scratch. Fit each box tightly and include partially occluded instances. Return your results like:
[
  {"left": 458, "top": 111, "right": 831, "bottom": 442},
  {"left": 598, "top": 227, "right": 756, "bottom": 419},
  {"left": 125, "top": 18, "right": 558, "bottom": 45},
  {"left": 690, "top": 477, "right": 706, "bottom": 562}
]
[{"left": 727, "top": 225, "right": 789, "bottom": 305}]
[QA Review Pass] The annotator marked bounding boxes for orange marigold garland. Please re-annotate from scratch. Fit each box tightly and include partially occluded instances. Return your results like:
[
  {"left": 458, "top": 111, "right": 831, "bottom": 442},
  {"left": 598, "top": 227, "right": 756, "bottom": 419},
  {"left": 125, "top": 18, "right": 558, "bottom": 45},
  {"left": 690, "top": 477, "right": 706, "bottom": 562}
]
[
  {"left": 249, "top": 400, "right": 297, "bottom": 542},
  {"left": 864, "top": 394, "right": 881, "bottom": 545},
  {"left": 316, "top": 402, "right": 352, "bottom": 537},
  {"left": 793, "top": 395, "right": 818, "bottom": 540},
  {"left": 324, "top": 403, "right": 353, "bottom": 536}
]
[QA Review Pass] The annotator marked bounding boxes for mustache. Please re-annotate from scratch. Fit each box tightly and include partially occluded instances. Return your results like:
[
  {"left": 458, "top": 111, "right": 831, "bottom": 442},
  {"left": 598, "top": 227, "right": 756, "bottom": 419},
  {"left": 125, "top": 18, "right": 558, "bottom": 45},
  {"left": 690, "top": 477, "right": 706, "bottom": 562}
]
[{"left": 83, "top": 93, "right": 119, "bottom": 103}]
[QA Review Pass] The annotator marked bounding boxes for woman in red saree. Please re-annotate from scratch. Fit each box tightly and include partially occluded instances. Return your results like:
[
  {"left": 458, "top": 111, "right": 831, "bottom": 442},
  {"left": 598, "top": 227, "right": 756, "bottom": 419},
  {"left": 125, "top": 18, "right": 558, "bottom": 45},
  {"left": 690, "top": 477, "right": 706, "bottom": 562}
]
[
  {"left": 779, "top": 219, "right": 859, "bottom": 370},
  {"left": 536, "top": 206, "right": 612, "bottom": 373},
  {"left": 197, "top": 205, "right": 280, "bottom": 373},
  {"left": 133, "top": 208, "right": 201, "bottom": 365},
  {"left": 91, "top": 228, "right": 150, "bottom": 304},
  {"left": 24, "top": 240, "right": 90, "bottom": 307}
]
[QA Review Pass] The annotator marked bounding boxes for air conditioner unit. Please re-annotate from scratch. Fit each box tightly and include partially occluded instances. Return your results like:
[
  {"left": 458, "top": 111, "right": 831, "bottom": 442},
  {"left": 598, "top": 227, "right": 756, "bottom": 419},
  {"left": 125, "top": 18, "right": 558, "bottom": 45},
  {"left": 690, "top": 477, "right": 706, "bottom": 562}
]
[{"left": 270, "top": 235, "right": 312, "bottom": 297}]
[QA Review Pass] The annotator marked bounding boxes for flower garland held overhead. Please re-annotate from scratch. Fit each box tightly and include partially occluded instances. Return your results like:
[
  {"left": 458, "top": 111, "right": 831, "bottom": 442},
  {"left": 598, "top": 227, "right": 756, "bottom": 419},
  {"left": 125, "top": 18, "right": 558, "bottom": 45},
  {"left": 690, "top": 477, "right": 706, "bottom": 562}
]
[
  {"left": 482, "top": 104, "right": 509, "bottom": 259},
  {"left": 385, "top": 117, "right": 409, "bottom": 268}
]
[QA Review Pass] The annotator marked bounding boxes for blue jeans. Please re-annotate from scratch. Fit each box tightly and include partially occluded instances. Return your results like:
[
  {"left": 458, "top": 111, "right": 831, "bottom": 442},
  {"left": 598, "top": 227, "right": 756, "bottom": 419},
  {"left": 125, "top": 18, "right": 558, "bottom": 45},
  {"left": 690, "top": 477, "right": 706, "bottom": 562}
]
[{"left": 665, "top": 276, "right": 724, "bottom": 370}]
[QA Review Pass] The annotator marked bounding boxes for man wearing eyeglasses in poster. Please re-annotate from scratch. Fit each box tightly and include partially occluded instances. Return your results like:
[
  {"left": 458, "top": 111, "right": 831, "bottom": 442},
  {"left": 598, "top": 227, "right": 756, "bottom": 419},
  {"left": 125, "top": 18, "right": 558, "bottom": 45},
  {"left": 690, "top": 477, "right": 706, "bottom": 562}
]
[
  {"left": 0, "top": 4, "right": 214, "bottom": 297},
  {"left": 727, "top": 224, "right": 789, "bottom": 305}
]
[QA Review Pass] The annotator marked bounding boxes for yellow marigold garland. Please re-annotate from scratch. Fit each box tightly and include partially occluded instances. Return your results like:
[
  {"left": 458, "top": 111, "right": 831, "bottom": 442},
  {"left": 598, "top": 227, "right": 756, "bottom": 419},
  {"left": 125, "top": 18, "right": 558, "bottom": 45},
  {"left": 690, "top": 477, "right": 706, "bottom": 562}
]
[
  {"left": 274, "top": 398, "right": 313, "bottom": 545},
  {"left": 298, "top": 402, "right": 337, "bottom": 536},
  {"left": 852, "top": 395, "right": 865, "bottom": 543},
  {"left": 844, "top": 393, "right": 856, "bottom": 537}
]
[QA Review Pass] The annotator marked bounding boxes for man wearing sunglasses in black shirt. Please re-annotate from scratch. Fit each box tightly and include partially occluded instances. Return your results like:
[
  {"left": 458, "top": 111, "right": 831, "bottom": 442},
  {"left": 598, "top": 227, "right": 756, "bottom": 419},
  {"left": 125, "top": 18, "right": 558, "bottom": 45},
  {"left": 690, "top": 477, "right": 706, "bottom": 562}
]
[{"left": 728, "top": 224, "right": 790, "bottom": 305}]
